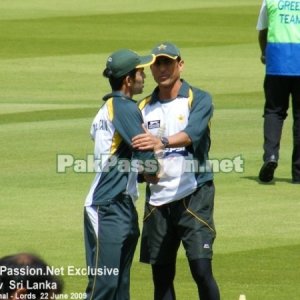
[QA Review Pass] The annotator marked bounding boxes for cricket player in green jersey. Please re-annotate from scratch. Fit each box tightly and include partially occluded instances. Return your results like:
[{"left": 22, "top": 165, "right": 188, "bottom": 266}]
[
  {"left": 132, "top": 42, "right": 220, "bottom": 300},
  {"left": 84, "top": 49, "right": 157, "bottom": 300}
]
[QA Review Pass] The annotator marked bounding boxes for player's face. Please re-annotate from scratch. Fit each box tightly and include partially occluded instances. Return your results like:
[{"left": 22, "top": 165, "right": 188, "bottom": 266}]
[
  {"left": 130, "top": 68, "right": 146, "bottom": 95},
  {"left": 150, "top": 57, "right": 183, "bottom": 87}
]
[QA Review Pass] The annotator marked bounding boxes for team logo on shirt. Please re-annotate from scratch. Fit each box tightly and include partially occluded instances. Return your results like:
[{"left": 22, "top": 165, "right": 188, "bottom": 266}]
[
  {"left": 147, "top": 120, "right": 160, "bottom": 129},
  {"left": 177, "top": 114, "right": 185, "bottom": 122},
  {"left": 203, "top": 243, "right": 210, "bottom": 249}
]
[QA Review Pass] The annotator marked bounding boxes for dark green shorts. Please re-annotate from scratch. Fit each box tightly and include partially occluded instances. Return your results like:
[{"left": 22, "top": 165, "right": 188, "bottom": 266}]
[{"left": 140, "top": 181, "right": 217, "bottom": 264}]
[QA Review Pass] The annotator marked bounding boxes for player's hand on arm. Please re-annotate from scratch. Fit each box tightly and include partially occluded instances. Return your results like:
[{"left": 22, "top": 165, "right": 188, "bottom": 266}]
[
  {"left": 132, "top": 125, "right": 162, "bottom": 151},
  {"left": 132, "top": 127, "right": 192, "bottom": 151},
  {"left": 151, "top": 132, "right": 192, "bottom": 180},
  {"left": 131, "top": 132, "right": 161, "bottom": 150},
  {"left": 134, "top": 130, "right": 192, "bottom": 183}
]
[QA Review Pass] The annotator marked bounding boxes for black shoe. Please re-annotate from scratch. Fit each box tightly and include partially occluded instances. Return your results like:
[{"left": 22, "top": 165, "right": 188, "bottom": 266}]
[{"left": 259, "top": 160, "right": 278, "bottom": 182}]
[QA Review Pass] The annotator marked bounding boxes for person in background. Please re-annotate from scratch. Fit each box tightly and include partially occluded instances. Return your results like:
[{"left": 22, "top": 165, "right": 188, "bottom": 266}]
[
  {"left": 257, "top": 0, "right": 300, "bottom": 183},
  {"left": 0, "top": 252, "right": 63, "bottom": 300}
]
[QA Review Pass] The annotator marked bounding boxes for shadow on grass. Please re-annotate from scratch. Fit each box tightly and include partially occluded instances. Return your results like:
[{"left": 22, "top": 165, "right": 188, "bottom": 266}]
[{"left": 241, "top": 175, "right": 294, "bottom": 185}]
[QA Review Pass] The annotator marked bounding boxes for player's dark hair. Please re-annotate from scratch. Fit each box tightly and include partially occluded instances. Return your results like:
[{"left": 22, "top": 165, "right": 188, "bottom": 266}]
[
  {"left": 103, "top": 68, "right": 138, "bottom": 91},
  {"left": 0, "top": 253, "right": 63, "bottom": 299}
]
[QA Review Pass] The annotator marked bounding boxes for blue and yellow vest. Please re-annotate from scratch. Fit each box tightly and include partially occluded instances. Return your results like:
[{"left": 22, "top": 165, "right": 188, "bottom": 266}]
[{"left": 266, "top": 0, "right": 300, "bottom": 75}]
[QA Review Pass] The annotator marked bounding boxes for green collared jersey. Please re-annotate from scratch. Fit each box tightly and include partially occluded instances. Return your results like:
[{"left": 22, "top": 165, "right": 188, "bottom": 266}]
[
  {"left": 138, "top": 80, "right": 214, "bottom": 206},
  {"left": 85, "top": 91, "right": 155, "bottom": 206}
]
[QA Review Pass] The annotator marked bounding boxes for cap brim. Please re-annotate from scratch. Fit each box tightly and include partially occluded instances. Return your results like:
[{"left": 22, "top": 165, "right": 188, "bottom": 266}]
[
  {"left": 155, "top": 54, "right": 178, "bottom": 60},
  {"left": 136, "top": 54, "right": 155, "bottom": 68}
]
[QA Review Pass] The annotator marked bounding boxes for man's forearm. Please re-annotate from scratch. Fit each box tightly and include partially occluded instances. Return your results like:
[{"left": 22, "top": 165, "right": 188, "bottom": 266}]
[
  {"left": 258, "top": 29, "right": 268, "bottom": 63},
  {"left": 167, "top": 131, "right": 191, "bottom": 148},
  {"left": 132, "top": 130, "right": 191, "bottom": 151}
]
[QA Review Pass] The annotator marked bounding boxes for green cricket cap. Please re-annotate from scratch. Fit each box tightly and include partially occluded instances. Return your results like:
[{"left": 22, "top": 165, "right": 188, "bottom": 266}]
[
  {"left": 106, "top": 49, "right": 155, "bottom": 79},
  {"left": 152, "top": 42, "right": 181, "bottom": 59}
]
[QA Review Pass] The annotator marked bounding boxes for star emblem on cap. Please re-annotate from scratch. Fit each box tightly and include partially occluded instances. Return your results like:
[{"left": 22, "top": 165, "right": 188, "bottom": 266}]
[{"left": 157, "top": 44, "right": 167, "bottom": 50}]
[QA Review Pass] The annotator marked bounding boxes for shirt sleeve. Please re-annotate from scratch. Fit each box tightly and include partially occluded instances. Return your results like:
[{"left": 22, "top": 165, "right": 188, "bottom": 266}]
[
  {"left": 112, "top": 99, "right": 156, "bottom": 167},
  {"left": 256, "top": 0, "right": 268, "bottom": 30},
  {"left": 182, "top": 88, "right": 213, "bottom": 149}
]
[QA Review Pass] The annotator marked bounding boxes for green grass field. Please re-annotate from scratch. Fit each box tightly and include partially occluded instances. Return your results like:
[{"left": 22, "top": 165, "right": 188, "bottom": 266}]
[{"left": 1, "top": 1, "right": 299, "bottom": 299}]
